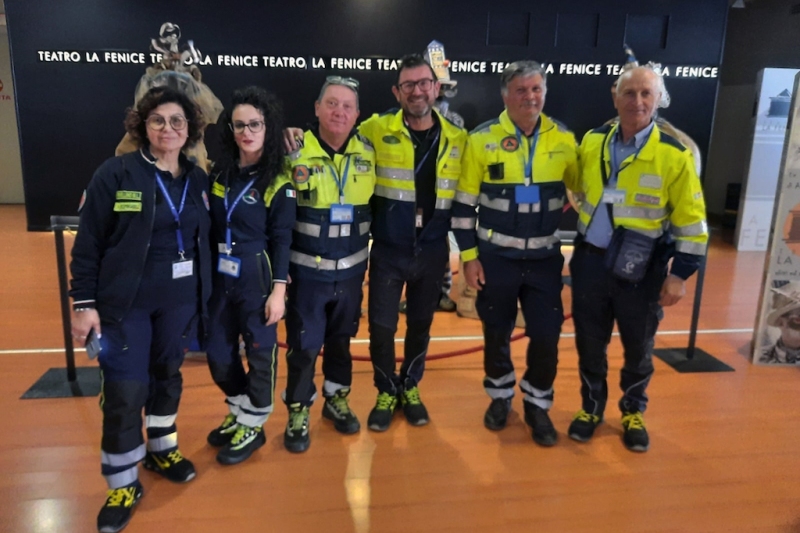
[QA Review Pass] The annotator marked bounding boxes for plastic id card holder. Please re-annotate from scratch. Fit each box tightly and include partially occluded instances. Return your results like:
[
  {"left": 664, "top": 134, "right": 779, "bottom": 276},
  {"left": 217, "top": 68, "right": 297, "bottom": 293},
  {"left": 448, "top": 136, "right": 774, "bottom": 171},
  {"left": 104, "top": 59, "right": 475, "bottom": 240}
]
[
  {"left": 172, "top": 259, "right": 194, "bottom": 279},
  {"left": 217, "top": 255, "right": 241, "bottom": 278},
  {"left": 330, "top": 204, "right": 354, "bottom": 224},
  {"left": 515, "top": 184, "right": 540, "bottom": 204},
  {"left": 602, "top": 188, "right": 626, "bottom": 204}
]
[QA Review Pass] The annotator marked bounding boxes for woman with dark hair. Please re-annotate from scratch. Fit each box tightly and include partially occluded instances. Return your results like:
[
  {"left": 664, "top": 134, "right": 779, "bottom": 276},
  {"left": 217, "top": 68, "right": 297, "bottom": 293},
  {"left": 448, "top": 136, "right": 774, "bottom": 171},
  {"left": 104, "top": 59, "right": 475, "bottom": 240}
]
[
  {"left": 205, "top": 86, "right": 295, "bottom": 465},
  {"left": 69, "top": 86, "right": 213, "bottom": 533}
]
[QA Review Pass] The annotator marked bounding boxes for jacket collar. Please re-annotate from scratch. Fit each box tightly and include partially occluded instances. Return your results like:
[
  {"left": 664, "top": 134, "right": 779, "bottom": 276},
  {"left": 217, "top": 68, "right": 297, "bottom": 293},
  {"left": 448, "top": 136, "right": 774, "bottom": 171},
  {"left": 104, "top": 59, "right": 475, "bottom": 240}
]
[{"left": 499, "top": 110, "right": 555, "bottom": 137}]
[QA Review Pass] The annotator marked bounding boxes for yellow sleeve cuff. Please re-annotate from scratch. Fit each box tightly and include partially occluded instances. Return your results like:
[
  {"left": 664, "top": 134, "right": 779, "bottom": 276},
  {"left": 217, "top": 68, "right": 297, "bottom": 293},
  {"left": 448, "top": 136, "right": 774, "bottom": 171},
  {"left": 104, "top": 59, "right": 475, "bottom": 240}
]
[{"left": 461, "top": 247, "right": 479, "bottom": 262}]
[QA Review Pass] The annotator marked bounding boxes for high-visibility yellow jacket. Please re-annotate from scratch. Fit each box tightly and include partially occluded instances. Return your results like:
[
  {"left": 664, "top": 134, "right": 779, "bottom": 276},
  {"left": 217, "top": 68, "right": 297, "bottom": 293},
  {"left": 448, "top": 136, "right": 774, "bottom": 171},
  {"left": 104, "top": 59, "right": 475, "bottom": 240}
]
[
  {"left": 452, "top": 110, "right": 579, "bottom": 261},
  {"left": 577, "top": 122, "right": 708, "bottom": 278},
  {"left": 359, "top": 108, "right": 467, "bottom": 250},
  {"left": 287, "top": 130, "right": 376, "bottom": 281}
]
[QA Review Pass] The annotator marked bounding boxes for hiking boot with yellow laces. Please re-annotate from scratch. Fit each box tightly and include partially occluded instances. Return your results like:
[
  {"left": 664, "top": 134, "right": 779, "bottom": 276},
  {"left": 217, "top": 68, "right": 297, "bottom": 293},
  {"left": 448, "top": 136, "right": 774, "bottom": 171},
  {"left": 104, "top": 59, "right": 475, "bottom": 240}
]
[
  {"left": 323, "top": 388, "right": 361, "bottom": 434},
  {"left": 568, "top": 409, "right": 603, "bottom": 442},
  {"left": 97, "top": 480, "right": 143, "bottom": 533},
  {"left": 142, "top": 449, "right": 196, "bottom": 483},
  {"left": 367, "top": 391, "right": 398, "bottom": 432},
  {"left": 207, "top": 413, "right": 238, "bottom": 447},
  {"left": 284, "top": 403, "right": 310, "bottom": 453},
  {"left": 400, "top": 382, "right": 429, "bottom": 426},
  {"left": 621, "top": 411, "right": 649, "bottom": 452},
  {"left": 217, "top": 424, "right": 266, "bottom": 465}
]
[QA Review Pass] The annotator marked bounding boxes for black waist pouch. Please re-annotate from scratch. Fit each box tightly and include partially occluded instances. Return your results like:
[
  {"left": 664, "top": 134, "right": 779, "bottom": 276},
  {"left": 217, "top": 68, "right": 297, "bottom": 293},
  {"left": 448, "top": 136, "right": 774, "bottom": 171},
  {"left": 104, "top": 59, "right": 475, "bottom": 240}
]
[{"left": 604, "top": 226, "right": 656, "bottom": 283}]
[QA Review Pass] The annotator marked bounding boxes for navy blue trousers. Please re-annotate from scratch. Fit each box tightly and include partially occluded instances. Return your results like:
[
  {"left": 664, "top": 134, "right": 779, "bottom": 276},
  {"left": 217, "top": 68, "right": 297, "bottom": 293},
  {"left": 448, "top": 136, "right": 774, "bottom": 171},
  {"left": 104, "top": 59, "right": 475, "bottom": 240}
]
[
  {"left": 368, "top": 241, "right": 447, "bottom": 394},
  {"left": 284, "top": 274, "right": 364, "bottom": 405},
  {"left": 569, "top": 241, "right": 665, "bottom": 416}
]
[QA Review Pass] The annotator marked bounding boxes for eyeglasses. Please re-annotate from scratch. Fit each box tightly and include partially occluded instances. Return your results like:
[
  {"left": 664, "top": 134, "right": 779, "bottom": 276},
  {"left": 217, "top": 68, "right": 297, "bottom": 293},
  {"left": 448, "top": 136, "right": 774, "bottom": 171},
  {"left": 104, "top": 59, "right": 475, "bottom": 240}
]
[
  {"left": 229, "top": 120, "right": 265, "bottom": 134},
  {"left": 326, "top": 76, "right": 360, "bottom": 91},
  {"left": 146, "top": 114, "right": 187, "bottom": 131},
  {"left": 396, "top": 78, "right": 435, "bottom": 94}
]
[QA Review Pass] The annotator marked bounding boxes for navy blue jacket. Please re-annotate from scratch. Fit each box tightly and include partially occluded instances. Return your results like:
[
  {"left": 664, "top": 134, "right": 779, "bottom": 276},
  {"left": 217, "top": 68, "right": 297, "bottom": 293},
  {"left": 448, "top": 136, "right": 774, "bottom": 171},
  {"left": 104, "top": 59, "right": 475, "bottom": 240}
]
[{"left": 69, "top": 149, "right": 213, "bottom": 325}]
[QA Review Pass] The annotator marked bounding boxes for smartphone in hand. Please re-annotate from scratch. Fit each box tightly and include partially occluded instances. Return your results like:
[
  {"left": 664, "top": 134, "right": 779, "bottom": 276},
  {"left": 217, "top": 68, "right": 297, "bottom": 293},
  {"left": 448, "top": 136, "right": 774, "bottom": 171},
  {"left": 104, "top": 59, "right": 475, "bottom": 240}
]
[{"left": 86, "top": 329, "right": 102, "bottom": 360}]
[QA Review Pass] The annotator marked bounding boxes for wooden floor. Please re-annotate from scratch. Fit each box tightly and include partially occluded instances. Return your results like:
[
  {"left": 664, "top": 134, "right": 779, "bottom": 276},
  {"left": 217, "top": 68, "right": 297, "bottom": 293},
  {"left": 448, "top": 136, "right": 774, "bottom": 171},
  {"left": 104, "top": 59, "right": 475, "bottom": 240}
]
[{"left": 1, "top": 204, "right": 798, "bottom": 533}]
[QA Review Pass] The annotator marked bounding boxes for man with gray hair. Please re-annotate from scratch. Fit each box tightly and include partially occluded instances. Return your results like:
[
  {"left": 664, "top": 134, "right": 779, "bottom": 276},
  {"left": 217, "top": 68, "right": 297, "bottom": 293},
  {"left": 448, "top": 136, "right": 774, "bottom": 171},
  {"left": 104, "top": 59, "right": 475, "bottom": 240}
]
[
  {"left": 282, "top": 75, "right": 377, "bottom": 453},
  {"left": 451, "top": 60, "right": 579, "bottom": 446},
  {"left": 568, "top": 66, "right": 707, "bottom": 452}
]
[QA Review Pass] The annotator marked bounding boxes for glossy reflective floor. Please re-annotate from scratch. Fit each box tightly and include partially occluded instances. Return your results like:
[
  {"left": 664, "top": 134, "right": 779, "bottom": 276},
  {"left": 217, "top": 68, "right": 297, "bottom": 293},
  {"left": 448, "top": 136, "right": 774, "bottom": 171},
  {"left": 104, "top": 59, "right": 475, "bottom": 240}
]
[{"left": 1, "top": 205, "right": 798, "bottom": 533}]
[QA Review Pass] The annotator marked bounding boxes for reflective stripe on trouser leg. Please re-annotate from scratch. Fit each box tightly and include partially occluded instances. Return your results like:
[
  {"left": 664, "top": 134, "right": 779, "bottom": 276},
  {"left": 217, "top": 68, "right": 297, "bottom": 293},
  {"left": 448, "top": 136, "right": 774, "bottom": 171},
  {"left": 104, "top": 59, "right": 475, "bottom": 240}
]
[
  {"left": 101, "top": 443, "right": 146, "bottom": 488},
  {"left": 225, "top": 394, "right": 249, "bottom": 416},
  {"left": 520, "top": 379, "right": 554, "bottom": 410},
  {"left": 236, "top": 395, "right": 274, "bottom": 428},
  {"left": 323, "top": 380, "right": 349, "bottom": 396},
  {"left": 483, "top": 370, "right": 516, "bottom": 400},
  {"left": 104, "top": 465, "right": 140, "bottom": 490}
]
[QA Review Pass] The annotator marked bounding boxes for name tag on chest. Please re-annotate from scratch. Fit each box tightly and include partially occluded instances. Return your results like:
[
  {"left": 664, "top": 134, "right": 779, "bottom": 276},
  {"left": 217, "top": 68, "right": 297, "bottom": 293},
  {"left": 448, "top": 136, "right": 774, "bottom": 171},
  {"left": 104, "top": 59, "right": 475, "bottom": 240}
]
[
  {"left": 330, "top": 204, "right": 354, "bottom": 224},
  {"left": 217, "top": 255, "right": 241, "bottom": 278},
  {"left": 602, "top": 188, "right": 626, "bottom": 204},
  {"left": 515, "top": 184, "right": 540, "bottom": 204},
  {"left": 172, "top": 259, "right": 194, "bottom": 279}
]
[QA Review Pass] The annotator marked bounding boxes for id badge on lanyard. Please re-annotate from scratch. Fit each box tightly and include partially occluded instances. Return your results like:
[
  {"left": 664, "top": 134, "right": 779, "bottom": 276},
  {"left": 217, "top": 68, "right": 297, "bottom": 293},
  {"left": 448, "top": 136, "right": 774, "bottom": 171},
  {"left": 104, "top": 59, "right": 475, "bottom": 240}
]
[
  {"left": 155, "top": 173, "right": 193, "bottom": 279},
  {"left": 327, "top": 158, "right": 355, "bottom": 225},
  {"left": 217, "top": 175, "right": 256, "bottom": 278},
  {"left": 514, "top": 125, "right": 541, "bottom": 211}
]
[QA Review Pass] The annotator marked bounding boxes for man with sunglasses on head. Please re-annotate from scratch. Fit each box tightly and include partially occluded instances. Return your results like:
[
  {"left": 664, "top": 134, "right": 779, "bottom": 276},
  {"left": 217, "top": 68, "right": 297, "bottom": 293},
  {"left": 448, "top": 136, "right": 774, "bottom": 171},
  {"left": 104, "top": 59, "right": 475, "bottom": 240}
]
[
  {"left": 355, "top": 54, "right": 467, "bottom": 431},
  {"left": 282, "top": 76, "right": 376, "bottom": 453},
  {"left": 451, "top": 61, "right": 578, "bottom": 446},
  {"left": 285, "top": 55, "right": 467, "bottom": 432}
]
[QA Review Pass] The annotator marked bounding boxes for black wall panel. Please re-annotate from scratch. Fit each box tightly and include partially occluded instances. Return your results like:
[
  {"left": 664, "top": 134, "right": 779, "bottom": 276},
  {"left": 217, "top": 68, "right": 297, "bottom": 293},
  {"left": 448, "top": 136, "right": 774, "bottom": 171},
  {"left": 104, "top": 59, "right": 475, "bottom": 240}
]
[{"left": 5, "top": 0, "right": 728, "bottom": 229}]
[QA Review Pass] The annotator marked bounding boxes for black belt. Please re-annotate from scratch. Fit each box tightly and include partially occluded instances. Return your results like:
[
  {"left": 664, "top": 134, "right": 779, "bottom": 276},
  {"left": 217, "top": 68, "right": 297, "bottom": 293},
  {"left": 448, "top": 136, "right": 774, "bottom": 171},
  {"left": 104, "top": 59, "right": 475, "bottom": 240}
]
[{"left": 579, "top": 241, "right": 606, "bottom": 256}]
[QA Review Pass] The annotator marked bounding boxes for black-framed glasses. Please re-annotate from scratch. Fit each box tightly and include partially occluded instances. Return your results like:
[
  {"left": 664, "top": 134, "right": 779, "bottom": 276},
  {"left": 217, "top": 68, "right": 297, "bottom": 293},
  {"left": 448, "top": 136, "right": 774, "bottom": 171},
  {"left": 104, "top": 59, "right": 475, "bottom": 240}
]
[
  {"left": 326, "top": 76, "right": 360, "bottom": 91},
  {"left": 146, "top": 114, "right": 187, "bottom": 131},
  {"left": 396, "top": 78, "right": 435, "bottom": 94},
  {"left": 229, "top": 120, "right": 265, "bottom": 134}
]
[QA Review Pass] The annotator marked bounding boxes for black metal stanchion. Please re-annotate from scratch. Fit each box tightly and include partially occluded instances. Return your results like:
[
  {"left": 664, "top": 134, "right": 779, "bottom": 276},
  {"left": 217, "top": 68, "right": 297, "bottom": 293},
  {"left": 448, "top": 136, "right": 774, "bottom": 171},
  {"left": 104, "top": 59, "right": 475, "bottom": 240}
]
[
  {"left": 653, "top": 242, "right": 735, "bottom": 373},
  {"left": 21, "top": 216, "right": 102, "bottom": 398}
]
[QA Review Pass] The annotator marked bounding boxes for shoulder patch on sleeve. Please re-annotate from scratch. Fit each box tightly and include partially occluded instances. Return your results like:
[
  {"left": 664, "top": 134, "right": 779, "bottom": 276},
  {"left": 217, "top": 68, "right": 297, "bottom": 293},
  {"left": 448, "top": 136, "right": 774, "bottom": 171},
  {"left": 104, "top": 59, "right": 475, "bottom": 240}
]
[
  {"left": 286, "top": 188, "right": 297, "bottom": 198},
  {"left": 658, "top": 132, "right": 687, "bottom": 152},
  {"left": 470, "top": 118, "right": 500, "bottom": 135}
]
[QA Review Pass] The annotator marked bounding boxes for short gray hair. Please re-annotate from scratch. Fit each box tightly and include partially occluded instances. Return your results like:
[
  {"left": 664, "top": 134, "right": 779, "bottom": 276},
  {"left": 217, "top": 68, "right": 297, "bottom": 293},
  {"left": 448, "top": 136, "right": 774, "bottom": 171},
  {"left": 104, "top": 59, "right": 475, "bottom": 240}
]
[
  {"left": 500, "top": 61, "right": 547, "bottom": 95},
  {"left": 615, "top": 66, "right": 669, "bottom": 109},
  {"left": 317, "top": 76, "right": 360, "bottom": 109}
]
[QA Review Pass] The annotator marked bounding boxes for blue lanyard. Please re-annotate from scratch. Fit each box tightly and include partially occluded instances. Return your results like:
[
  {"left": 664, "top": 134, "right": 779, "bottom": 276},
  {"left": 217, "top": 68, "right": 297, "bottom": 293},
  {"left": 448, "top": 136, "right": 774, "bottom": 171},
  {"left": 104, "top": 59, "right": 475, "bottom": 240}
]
[
  {"left": 413, "top": 129, "right": 441, "bottom": 176},
  {"left": 515, "top": 124, "right": 540, "bottom": 185},
  {"left": 154, "top": 173, "right": 190, "bottom": 259},
  {"left": 223, "top": 176, "right": 258, "bottom": 253},
  {"left": 609, "top": 127, "right": 650, "bottom": 184},
  {"left": 325, "top": 156, "right": 352, "bottom": 205}
]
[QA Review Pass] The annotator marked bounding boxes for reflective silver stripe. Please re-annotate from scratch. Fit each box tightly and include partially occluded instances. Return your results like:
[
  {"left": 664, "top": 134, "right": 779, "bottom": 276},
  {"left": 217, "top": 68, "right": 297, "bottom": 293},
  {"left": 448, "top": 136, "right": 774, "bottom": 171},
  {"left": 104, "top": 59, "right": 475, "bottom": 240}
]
[
  {"left": 577, "top": 219, "right": 588, "bottom": 234},
  {"left": 147, "top": 432, "right": 178, "bottom": 452},
  {"left": 294, "top": 221, "right": 321, "bottom": 238},
  {"left": 455, "top": 190, "right": 479, "bottom": 206},
  {"left": 236, "top": 396, "right": 274, "bottom": 427},
  {"left": 613, "top": 205, "right": 668, "bottom": 220},
  {"left": 436, "top": 197, "right": 453, "bottom": 210},
  {"left": 485, "top": 371, "right": 516, "bottom": 387},
  {"left": 329, "top": 225, "right": 341, "bottom": 238},
  {"left": 675, "top": 239, "right": 707, "bottom": 255},
  {"left": 548, "top": 197, "right": 564, "bottom": 211},
  {"left": 359, "top": 221, "right": 371, "bottom": 235},
  {"left": 105, "top": 466, "right": 139, "bottom": 489},
  {"left": 145, "top": 414, "right": 176, "bottom": 428},
  {"left": 437, "top": 178, "right": 458, "bottom": 191},
  {"left": 101, "top": 443, "right": 146, "bottom": 467},
  {"left": 451, "top": 217, "right": 476, "bottom": 230},
  {"left": 581, "top": 201, "right": 596, "bottom": 216},
  {"left": 375, "top": 184, "right": 415, "bottom": 202},
  {"left": 518, "top": 203, "right": 541, "bottom": 214},
  {"left": 376, "top": 166, "right": 415, "bottom": 181},
  {"left": 520, "top": 379, "right": 554, "bottom": 410},
  {"left": 479, "top": 193, "right": 510, "bottom": 212},
  {"left": 486, "top": 387, "right": 515, "bottom": 400},
  {"left": 672, "top": 221, "right": 707, "bottom": 237},
  {"left": 290, "top": 247, "right": 369, "bottom": 270},
  {"left": 477, "top": 226, "right": 559, "bottom": 250}
]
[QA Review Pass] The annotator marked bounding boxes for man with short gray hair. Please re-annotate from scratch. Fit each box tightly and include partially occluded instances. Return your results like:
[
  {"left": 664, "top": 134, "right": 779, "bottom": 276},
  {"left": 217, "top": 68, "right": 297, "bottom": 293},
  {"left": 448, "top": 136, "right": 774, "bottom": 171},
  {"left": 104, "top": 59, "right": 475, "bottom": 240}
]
[
  {"left": 568, "top": 66, "right": 707, "bottom": 452},
  {"left": 451, "top": 60, "right": 579, "bottom": 446}
]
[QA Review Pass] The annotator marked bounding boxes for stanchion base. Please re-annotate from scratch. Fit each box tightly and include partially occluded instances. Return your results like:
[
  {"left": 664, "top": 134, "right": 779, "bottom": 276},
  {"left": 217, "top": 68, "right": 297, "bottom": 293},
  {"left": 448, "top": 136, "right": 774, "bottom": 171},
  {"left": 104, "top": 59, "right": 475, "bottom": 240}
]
[
  {"left": 21, "top": 367, "right": 102, "bottom": 399},
  {"left": 653, "top": 348, "right": 735, "bottom": 373}
]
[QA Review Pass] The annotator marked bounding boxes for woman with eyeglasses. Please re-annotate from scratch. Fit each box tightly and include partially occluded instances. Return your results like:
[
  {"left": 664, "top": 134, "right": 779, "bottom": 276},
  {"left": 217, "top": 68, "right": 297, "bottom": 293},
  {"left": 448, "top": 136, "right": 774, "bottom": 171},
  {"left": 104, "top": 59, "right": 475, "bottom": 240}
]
[
  {"left": 204, "top": 86, "right": 295, "bottom": 465},
  {"left": 69, "top": 86, "right": 213, "bottom": 533}
]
